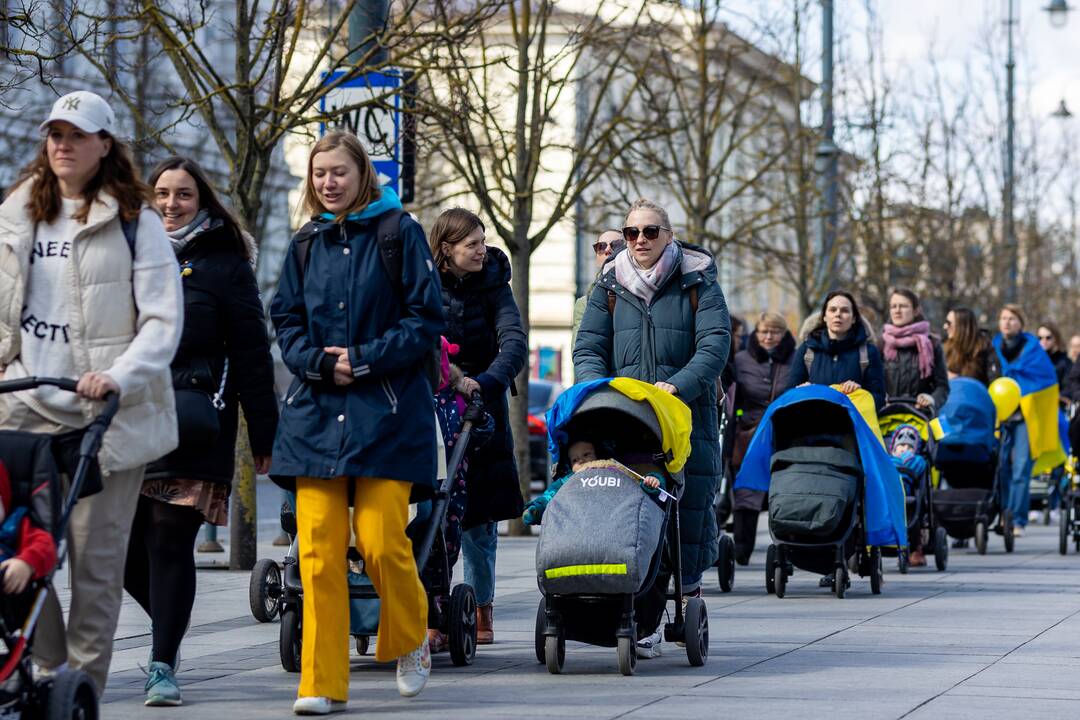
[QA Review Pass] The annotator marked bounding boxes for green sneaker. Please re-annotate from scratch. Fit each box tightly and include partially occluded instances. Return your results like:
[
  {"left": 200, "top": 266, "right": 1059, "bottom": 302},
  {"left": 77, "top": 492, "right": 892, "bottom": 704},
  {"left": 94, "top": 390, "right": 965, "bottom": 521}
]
[{"left": 144, "top": 661, "right": 182, "bottom": 706}]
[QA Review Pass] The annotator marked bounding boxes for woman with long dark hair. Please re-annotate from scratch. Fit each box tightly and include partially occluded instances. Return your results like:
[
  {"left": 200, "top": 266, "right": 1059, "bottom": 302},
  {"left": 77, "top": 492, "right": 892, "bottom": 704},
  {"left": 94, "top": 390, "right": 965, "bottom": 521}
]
[
  {"left": 786, "top": 291, "right": 886, "bottom": 410},
  {"left": 943, "top": 307, "right": 999, "bottom": 385},
  {"left": 429, "top": 207, "right": 526, "bottom": 646},
  {"left": 0, "top": 91, "right": 183, "bottom": 692},
  {"left": 124, "top": 156, "right": 279, "bottom": 705}
]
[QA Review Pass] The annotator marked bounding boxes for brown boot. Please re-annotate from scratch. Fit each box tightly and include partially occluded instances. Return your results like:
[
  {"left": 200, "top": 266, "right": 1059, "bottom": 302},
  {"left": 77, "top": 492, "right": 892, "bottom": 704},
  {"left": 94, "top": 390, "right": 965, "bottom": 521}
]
[{"left": 476, "top": 604, "right": 494, "bottom": 645}]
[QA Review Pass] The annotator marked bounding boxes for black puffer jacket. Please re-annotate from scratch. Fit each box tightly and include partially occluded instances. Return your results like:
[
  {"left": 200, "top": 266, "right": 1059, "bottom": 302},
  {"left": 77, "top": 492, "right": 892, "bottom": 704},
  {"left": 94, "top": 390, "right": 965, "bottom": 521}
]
[
  {"left": 440, "top": 246, "right": 527, "bottom": 528},
  {"left": 881, "top": 335, "right": 949, "bottom": 409},
  {"left": 1050, "top": 350, "right": 1072, "bottom": 387},
  {"left": 146, "top": 223, "right": 278, "bottom": 486}
]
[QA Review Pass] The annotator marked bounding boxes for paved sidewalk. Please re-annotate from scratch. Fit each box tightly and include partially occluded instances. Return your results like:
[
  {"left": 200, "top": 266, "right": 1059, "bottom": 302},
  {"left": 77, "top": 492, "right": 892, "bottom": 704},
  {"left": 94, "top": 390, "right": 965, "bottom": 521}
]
[{"left": 94, "top": 520, "right": 1080, "bottom": 719}]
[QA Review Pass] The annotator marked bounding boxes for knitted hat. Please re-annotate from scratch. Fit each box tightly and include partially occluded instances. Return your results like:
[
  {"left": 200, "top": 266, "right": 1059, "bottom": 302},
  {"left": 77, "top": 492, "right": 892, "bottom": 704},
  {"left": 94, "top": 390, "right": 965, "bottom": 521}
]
[
  {"left": 439, "top": 336, "right": 460, "bottom": 391},
  {"left": 889, "top": 424, "right": 921, "bottom": 455}
]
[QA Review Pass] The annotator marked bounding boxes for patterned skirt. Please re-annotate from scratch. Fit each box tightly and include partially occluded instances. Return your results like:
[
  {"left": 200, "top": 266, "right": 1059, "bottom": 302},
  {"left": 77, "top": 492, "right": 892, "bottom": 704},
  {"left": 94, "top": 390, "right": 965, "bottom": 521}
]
[{"left": 140, "top": 478, "right": 230, "bottom": 526}]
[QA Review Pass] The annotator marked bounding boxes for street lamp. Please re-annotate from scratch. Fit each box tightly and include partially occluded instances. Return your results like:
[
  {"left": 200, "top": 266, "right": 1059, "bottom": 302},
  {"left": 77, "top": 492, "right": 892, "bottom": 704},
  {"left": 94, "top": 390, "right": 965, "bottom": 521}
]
[
  {"left": 1045, "top": 0, "right": 1073, "bottom": 28},
  {"left": 1052, "top": 99, "right": 1074, "bottom": 119}
]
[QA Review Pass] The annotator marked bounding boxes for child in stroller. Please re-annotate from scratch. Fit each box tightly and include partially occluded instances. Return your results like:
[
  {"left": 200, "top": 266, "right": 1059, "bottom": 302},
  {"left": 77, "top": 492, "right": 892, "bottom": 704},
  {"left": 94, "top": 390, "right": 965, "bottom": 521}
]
[
  {"left": 0, "top": 460, "right": 56, "bottom": 599},
  {"left": 522, "top": 437, "right": 663, "bottom": 525},
  {"left": 888, "top": 424, "right": 928, "bottom": 487}
]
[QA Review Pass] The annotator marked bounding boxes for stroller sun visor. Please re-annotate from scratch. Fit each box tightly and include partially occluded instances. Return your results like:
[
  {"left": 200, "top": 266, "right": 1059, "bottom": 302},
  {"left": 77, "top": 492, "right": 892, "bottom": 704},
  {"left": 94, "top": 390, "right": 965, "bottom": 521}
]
[
  {"left": 879, "top": 404, "right": 932, "bottom": 444},
  {"left": 546, "top": 378, "right": 692, "bottom": 475},
  {"left": 734, "top": 384, "right": 908, "bottom": 548},
  {"left": 932, "top": 378, "right": 997, "bottom": 458}
]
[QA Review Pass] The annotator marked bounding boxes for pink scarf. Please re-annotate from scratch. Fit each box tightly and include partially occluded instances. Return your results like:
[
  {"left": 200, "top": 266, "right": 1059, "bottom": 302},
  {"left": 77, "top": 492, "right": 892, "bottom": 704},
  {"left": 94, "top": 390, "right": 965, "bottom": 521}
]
[
  {"left": 615, "top": 241, "right": 680, "bottom": 306},
  {"left": 882, "top": 321, "right": 934, "bottom": 378}
]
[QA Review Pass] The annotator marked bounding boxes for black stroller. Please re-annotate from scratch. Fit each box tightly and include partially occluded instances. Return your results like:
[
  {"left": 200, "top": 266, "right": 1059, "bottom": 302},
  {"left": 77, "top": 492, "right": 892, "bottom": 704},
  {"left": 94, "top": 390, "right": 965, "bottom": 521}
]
[
  {"left": 934, "top": 428, "right": 1014, "bottom": 555},
  {"left": 534, "top": 382, "right": 707, "bottom": 676},
  {"left": 257, "top": 394, "right": 488, "bottom": 670},
  {"left": 763, "top": 396, "right": 882, "bottom": 599},
  {"left": 0, "top": 376, "right": 120, "bottom": 719}
]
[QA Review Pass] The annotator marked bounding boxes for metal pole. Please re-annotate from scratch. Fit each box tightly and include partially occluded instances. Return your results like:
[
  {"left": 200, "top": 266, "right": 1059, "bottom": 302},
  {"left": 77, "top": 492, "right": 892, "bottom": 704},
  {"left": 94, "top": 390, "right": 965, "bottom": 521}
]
[
  {"left": 1005, "top": 0, "right": 1017, "bottom": 303},
  {"left": 347, "top": 0, "right": 388, "bottom": 66},
  {"left": 815, "top": 0, "right": 839, "bottom": 297}
]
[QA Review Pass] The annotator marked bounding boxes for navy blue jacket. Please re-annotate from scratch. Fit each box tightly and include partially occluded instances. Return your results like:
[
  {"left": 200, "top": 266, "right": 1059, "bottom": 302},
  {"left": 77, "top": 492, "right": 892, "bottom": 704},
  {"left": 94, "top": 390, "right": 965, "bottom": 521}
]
[
  {"left": 786, "top": 323, "right": 886, "bottom": 410},
  {"left": 269, "top": 209, "right": 444, "bottom": 486},
  {"left": 439, "top": 247, "right": 527, "bottom": 526}
]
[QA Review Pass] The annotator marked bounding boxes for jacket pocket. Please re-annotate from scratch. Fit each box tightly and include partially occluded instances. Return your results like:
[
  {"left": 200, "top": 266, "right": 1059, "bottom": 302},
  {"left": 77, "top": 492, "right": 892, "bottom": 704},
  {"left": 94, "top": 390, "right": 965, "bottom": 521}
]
[
  {"left": 380, "top": 378, "right": 399, "bottom": 415},
  {"left": 285, "top": 380, "right": 306, "bottom": 406}
]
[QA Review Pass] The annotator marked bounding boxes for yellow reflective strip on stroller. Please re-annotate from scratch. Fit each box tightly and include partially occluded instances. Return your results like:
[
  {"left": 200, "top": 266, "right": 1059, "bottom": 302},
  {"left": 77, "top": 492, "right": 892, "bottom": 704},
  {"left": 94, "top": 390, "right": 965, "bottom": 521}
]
[{"left": 544, "top": 563, "right": 628, "bottom": 579}]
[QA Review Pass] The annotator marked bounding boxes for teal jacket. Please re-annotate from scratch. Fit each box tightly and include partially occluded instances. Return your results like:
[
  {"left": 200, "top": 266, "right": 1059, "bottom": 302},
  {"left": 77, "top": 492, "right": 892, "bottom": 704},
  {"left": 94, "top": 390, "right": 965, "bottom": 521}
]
[{"left": 523, "top": 469, "right": 664, "bottom": 525}]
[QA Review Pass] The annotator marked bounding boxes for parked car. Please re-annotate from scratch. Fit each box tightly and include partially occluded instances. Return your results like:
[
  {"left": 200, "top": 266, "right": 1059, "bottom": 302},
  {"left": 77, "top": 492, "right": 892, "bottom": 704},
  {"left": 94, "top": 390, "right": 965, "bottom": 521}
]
[{"left": 528, "top": 379, "right": 564, "bottom": 493}]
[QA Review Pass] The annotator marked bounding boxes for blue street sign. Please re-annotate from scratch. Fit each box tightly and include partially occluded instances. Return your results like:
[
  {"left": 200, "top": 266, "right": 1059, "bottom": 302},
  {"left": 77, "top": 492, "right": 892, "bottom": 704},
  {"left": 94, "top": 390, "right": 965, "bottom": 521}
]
[{"left": 320, "top": 70, "right": 404, "bottom": 196}]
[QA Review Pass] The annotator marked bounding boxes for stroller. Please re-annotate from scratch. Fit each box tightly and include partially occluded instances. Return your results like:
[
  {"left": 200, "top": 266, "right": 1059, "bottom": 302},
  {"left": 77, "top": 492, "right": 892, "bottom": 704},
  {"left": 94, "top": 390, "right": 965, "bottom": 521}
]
[
  {"left": 932, "top": 378, "right": 1014, "bottom": 555},
  {"left": 0, "top": 376, "right": 119, "bottom": 719},
  {"left": 534, "top": 379, "right": 707, "bottom": 676},
  {"left": 253, "top": 393, "right": 489, "bottom": 670},
  {"left": 736, "top": 386, "right": 907, "bottom": 599},
  {"left": 1060, "top": 404, "right": 1080, "bottom": 554},
  {"left": 879, "top": 401, "right": 946, "bottom": 572}
]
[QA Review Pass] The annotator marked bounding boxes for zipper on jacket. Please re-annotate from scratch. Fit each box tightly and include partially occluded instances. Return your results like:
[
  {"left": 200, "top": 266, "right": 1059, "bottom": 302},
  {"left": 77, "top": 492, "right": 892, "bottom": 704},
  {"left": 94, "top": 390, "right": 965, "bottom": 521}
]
[
  {"left": 381, "top": 378, "right": 399, "bottom": 414},
  {"left": 286, "top": 382, "right": 306, "bottom": 405}
]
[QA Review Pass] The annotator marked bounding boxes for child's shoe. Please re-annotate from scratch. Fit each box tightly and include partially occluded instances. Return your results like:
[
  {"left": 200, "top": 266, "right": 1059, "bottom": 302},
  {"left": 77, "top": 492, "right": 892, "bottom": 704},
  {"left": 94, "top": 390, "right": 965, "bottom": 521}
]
[
  {"left": 144, "top": 661, "right": 182, "bottom": 706},
  {"left": 293, "top": 697, "right": 347, "bottom": 715},
  {"left": 396, "top": 638, "right": 431, "bottom": 697}
]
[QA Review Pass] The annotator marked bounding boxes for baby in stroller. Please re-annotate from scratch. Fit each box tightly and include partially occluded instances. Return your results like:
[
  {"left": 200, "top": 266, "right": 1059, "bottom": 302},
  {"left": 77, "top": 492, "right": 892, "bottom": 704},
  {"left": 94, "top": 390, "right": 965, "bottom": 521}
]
[
  {"left": 522, "top": 437, "right": 663, "bottom": 526},
  {"left": 0, "top": 460, "right": 56, "bottom": 596},
  {"left": 888, "top": 424, "right": 928, "bottom": 494}
]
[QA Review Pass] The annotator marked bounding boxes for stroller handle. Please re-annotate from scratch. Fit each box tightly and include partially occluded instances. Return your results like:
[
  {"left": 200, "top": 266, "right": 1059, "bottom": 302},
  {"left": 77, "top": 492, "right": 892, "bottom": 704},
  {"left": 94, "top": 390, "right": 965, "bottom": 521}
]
[{"left": 0, "top": 376, "right": 120, "bottom": 423}]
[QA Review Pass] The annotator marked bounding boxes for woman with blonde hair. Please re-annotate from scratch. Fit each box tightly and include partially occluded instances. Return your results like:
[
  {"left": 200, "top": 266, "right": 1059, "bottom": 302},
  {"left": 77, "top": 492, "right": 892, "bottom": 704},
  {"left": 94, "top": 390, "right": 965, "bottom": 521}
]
[
  {"left": 270, "top": 130, "right": 444, "bottom": 714},
  {"left": 731, "top": 311, "right": 796, "bottom": 564}
]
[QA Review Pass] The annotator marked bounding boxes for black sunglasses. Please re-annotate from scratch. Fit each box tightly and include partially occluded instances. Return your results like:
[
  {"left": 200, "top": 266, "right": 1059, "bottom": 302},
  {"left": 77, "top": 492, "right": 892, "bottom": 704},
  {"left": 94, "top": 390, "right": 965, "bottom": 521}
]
[
  {"left": 622, "top": 225, "right": 669, "bottom": 242},
  {"left": 592, "top": 239, "right": 626, "bottom": 254}
]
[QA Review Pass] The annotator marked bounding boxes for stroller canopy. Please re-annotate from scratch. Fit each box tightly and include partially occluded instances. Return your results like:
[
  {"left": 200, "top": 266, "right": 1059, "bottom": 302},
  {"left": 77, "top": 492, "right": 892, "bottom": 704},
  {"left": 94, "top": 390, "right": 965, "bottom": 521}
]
[
  {"left": 734, "top": 384, "right": 908, "bottom": 548},
  {"left": 546, "top": 378, "right": 692, "bottom": 474},
  {"left": 931, "top": 377, "right": 997, "bottom": 457}
]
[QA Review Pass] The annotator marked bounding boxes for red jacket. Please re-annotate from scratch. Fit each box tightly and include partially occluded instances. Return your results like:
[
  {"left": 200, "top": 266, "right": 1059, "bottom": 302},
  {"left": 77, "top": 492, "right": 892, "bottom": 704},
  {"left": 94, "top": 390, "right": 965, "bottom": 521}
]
[{"left": 13, "top": 515, "right": 56, "bottom": 580}]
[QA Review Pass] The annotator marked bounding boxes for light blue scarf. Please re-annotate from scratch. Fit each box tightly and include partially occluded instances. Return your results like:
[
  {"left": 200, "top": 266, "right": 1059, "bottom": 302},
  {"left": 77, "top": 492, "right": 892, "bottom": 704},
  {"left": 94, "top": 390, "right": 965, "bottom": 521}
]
[{"left": 320, "top": 186, "right": 403, "bottom": 223}]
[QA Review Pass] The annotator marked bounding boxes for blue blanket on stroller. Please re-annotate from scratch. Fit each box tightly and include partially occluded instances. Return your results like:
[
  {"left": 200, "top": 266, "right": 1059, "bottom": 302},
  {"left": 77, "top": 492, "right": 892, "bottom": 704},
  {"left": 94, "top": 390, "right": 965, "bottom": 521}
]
[
  {"left": 932, "top": 377, "right": 998, "bottom": 458},
  {"left": 735, "top": 385, "right": 908, "bottom": 548}
]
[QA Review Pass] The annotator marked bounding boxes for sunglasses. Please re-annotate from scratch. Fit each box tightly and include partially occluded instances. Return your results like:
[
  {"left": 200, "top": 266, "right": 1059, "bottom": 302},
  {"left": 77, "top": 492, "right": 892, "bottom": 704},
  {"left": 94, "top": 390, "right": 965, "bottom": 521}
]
[
  {"left": 592, "top": 239, "right": 626, "bottom": 254},
  {"left": 622, "top": 225, "right": 670, "bottom": 242},
  {"left": 1038, "top": 334, "right": 1054, "bottom": 341}
]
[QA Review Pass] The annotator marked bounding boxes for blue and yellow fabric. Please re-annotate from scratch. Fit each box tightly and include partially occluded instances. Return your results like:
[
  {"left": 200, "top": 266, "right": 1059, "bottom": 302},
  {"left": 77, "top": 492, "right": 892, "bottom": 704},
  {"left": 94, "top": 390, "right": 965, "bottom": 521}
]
[
  {"left": 734, "top": 384, "right": 908, "bottom": 549},
  {"left": 931, "top": 377, "right": 997, "bottom": 457},
  {"left": 993, "top": 333, "right": 1067, "bottom": 473},
  {"left": 545, "top": 377, "right": 692, "bottom": 474}
]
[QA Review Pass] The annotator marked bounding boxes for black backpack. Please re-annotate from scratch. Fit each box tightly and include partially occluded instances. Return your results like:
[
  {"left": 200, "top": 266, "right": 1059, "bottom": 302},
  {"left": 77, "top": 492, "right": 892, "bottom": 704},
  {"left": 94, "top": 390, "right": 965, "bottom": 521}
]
[{"left": 293, "top": 210, "right": 441, "bottom": 393}]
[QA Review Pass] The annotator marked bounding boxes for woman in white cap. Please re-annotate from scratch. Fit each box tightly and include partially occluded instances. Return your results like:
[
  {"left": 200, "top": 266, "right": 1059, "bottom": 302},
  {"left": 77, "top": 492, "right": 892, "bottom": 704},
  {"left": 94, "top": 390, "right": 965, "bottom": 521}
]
[{"left": 0, "top": 90, "right": 183, "bottom": 694}]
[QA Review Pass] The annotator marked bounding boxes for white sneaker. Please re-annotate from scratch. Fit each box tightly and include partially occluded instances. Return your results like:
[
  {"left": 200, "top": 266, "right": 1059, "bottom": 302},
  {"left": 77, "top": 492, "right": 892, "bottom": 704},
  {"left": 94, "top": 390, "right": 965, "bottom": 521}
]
[
  {"left": 32, "top": 661, "right": 68, "bottom": 681},
  {"left": 1029, "top": 511, "right": 1041, "bottom": 523},
  {"left": 292, "top": 697, "right": 347, "bottom": 715},
  {"left": 396, "top": 638, "right": 431, "bottom": 697},
  {"left": 636, "top": 631, "right": 662, "bottom": 659},
  {"left": 1050, "top": 509, "right": 1062, "bottom": 524}
]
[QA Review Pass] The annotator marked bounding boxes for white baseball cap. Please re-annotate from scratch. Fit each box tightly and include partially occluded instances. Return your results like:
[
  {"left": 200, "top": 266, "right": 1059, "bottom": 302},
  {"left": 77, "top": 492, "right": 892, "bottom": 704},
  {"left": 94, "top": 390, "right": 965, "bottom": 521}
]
[{"left": 38, "top": 91, "right": 116, "bottom": 136}]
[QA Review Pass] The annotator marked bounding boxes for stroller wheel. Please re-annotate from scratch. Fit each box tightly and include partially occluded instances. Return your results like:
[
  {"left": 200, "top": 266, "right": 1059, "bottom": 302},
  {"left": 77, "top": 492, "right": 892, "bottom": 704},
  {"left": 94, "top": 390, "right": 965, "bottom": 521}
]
[
  {"left": 683, "top": 597, "right": 708, "bottom": 667},
  {"left": 45, "top": 669, "right": 98, "bottom": 720},
  {"left": 279, "top": 607, "right": 302, "bottom": 673},
  {"left": 717, "top": 535, "right": 735, "bottom": 593},
  {"left": 774, "top": 564, "right": 786, "bottom": 599},
  {"left": 834, "top": 567, "right": 848, "bottom": 599},
  {"left": 534, "top": 599, "right": 547, "bottom": 664},
  {"left": 764, "top": 545, "right": 777, "bottom": 594},
  {"left": 975, "top": 522, "right": 989, "bottom": 555},
  {"left": 617, "top": 635, "right": 636, "bottom": 676},
  {"left": 249, "top": 558, "right": 282, "bottom": 623},
  {"left": 355, "top": 635, "right": 370, "bottom": 656},
  {"left": 545, "top": 631, "right": 565, "bottom": 675},
  {"left": 934, "top": 527, "right": 949, "bottom": 571},
  {"left": 1061, "top": 504, "right": 1070, "bottom": 555},
  {"left": 448, "top": 584, "right": 478, "bottom": 667},
  {"left": 897, "top": 549, "right": 909, "bottom": 575},
  {"left": 1003, "top": 509, "right": 1015, "bottom": 553},
  {"left": 869, "top": 548, "right": 883, "bottom": 595}
]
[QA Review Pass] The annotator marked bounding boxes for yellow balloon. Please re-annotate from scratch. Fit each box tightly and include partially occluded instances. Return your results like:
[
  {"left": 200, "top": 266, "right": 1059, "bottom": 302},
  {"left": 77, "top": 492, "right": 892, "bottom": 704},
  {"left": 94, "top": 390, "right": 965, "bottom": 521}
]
[{"left": 988, "top": 377, "right": 1022, "bottom": 424}]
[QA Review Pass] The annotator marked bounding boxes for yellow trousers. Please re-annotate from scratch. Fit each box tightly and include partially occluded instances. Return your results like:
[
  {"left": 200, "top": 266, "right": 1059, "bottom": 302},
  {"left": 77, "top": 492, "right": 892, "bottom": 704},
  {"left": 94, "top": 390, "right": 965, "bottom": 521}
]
[{"left": 295, "top": 476, "right": 428, "bottom": 700}]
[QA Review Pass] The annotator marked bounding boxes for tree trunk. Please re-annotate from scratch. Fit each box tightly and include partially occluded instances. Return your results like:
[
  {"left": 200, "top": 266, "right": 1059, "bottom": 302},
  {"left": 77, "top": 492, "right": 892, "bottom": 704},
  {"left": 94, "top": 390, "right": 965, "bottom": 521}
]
[{"left": 507, "top": 237, "right": 532, "bottom": 537}]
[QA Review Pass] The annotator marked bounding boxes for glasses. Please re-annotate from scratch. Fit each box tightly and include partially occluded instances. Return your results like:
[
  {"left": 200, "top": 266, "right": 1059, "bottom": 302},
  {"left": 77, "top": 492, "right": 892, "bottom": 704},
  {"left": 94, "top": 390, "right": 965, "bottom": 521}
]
[
  {"left": 592, "top": 239, "right": 626, "bottom": 254},
  {"left": 622, "top": 225, "right": 670, "bottom": 242},
  {"left": 756, "top": 328, "right": 783, "bottom": 337}
]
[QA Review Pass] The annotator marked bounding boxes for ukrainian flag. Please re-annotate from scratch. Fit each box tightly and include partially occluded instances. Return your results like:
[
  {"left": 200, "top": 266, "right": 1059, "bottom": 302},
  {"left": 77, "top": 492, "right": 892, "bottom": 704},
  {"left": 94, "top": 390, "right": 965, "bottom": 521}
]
[{"left": 994, "top": 332, "right": 1066, "bottom": 473}]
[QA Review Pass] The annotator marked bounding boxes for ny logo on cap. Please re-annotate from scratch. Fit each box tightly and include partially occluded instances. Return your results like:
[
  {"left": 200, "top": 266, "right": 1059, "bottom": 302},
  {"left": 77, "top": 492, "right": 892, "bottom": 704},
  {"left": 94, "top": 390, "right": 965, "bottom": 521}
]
[{"left": 63, "top": 97, "right": 81, "bottom": 111}]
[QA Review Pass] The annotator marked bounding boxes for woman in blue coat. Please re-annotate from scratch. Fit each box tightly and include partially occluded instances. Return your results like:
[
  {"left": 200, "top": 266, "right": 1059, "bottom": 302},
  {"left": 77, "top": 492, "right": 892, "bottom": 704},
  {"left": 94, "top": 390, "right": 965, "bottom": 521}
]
[
  {"left": 575, "top": 198, "right": 731, "bottom": 610},
  {"left": 270, "top": 132, "right": 443, "bottom": 714},
  {"left": 786, "top": 291, "right": 887, "bottom": 411}
]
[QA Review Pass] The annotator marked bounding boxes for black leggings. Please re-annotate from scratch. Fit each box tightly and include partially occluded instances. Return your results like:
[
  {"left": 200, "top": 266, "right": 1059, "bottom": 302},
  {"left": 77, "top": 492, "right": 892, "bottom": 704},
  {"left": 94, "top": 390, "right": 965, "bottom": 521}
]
[{"left": 124, "top": 495, "right": 205, "bottom": 667}]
